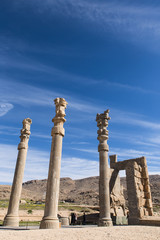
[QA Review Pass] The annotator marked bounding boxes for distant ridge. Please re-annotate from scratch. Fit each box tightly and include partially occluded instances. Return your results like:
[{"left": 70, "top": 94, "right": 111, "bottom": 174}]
[{"left": 0, "top": 175, "right": 159, "bottom": 205}]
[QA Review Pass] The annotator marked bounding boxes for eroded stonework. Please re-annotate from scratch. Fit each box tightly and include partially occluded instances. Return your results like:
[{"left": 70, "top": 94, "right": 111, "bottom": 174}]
[
  {"left": 40, "top": 98, "right": 67, "bottom": 229},
  {"left": 3, "top": 118, "right": 32, "bottom": 227},
  {"left": 110, "top": 155, "right": 153, "bottom": 224},
  {"left": 96, "top": 110, "right": 113, "bottom": 227}
]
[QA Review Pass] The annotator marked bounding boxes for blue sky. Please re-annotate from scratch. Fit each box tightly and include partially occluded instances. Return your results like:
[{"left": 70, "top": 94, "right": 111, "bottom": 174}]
[{"left": 1, "top": 0, "right": 160, "bottom": 184}]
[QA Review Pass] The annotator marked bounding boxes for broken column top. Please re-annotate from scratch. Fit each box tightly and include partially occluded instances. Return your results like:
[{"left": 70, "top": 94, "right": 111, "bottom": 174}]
[
  {"left": 21, "top": 118, "right": 32, "bottom": 136},
  {"left": 96, "top": 109, "right": 111, "bottom": 125},
  {"left": 19, "top": 118, "right": 32, "bottom": 149},
  {"left": 96, "top": 109, "right": 111, "bottom": 141},
  {"left": 53, "top": 98, "right": 68, "bottom": 123}
]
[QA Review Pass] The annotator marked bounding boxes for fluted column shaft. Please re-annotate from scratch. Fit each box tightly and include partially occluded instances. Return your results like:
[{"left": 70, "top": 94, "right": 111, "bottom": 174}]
[
  {"left": 40, "top": 98, "right": 67, "bottom": 229},
  {"left": 96, "top": 110, "right": 112, "bottom": 227},
  {"left": 3, "top": 118, "right": 32, "bottom": 227}
]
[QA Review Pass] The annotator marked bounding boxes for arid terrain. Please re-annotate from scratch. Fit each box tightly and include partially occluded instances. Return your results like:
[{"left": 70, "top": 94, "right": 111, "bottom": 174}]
[
  {"left": 0, "top": 175, "right": 160, "bottom": 206},
  {"left": 0, "top": 226, "right": 160, "bottom": 240},
  {"left": 0, "top": 175, "right": 160, "bottom": 240}
]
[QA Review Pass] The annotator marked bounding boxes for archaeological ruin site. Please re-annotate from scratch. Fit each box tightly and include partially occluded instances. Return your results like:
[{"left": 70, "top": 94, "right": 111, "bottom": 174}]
[{"left": 2, "top": 98, "right": 160, "bottom": 229}]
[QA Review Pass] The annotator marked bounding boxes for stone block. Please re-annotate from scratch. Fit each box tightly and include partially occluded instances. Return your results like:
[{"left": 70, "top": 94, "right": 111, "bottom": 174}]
[
  {"left": 109, "top": 155, "right": 117, "bottom": 166},
  {"left": 133, "top": 161, "right": 139, "bottom": 170},
  {"left": 60, "top": 217, "right": 70, "bottom": 226},
  {"left": 138, "top": 182, "right": 144, "bottom": 192},
  {"left": 144, "top": 208, "right": 149, "bottom": 216},
  {"left": 146, "top": 199, "right": 153, "bottom": 208},
  {"left": 139, "top": 207, "right": 145, "bottom": 218},
  {"left": 143, "top": 199, "right": 152, "bottom": 208},
  {"left": 144, "top": 192, "right": 151, "bottom": 199},
  {"left": 144, "top": 178, "right": 150, "bottom": 185},
  {"left": 112, "top": 216, "right": 128, "bottom": 225},
  {"left": 144, "top": 185, "right": 150, "bottom": 193},
  {"left": 140, "top": 157, "right": 147, "bottom": 167},
  {"left": 147, "top": 208, "right": 153, "bottom": 216},
  {"left": 138, "top": 196, "right": 145, "bottom": 207},
  {"left": 134, "top": 169, "right": 142, "bottom": 178},
  {"left": 139, "top": 165, "right": 142, "bottom": 172},
  {"left": 142, "top": 167, "right": 149, "bottom": 178}
]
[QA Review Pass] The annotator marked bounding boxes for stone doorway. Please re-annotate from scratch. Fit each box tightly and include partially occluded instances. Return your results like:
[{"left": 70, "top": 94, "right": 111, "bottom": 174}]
[{"left": 109, "top": 155, "right": 153, "bottom": 224}]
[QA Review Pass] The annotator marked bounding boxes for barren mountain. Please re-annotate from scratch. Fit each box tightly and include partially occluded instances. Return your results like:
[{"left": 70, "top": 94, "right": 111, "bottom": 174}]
[
  {"left": 120, "top": 174, "right": 160, "bottom": 205},
  {"left": 22, "top": 177, "right": 99, "bottom": 205},
  {"left": 0, "top": 175, "right": 160, "bottom": 205}
]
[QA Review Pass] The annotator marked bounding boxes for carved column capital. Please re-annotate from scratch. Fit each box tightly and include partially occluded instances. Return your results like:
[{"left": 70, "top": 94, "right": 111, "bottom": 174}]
[
  {"left": 18, "top": 118, "right": 32, "bottom": 150},
  {"left": 52, "top": 98, "right": 68, "bottom": 137},
  {"left": 96, "top": 109, "right": 110, "bottom": 152}
]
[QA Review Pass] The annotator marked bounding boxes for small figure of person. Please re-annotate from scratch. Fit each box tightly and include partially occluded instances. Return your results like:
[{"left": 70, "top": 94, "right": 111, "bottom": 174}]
[
  {"left": 74, "top": 213, "right": 77, "bottom": 225},
  {"left": 82, "top": 212, "right": 86, "bottom": 225},
  {"left": 71, "top": 212, "right": 76, "bottom": 225}
]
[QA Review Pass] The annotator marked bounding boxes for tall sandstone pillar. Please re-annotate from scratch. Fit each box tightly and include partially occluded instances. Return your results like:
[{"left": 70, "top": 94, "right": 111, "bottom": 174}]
[
  {"left": 96, "top": 110, "right": 112, "bottom": 227},
  {"left": 3, "top": 118, "right": 32, "bottom": 227},
  {"left": 40, "top": 98, "right": 67, "bottom": 229}
]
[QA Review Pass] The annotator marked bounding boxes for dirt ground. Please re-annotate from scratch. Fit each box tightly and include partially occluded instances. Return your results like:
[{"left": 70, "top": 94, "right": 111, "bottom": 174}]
[{"left": 0, "top": 226, "right": 160, "bottom": 240}]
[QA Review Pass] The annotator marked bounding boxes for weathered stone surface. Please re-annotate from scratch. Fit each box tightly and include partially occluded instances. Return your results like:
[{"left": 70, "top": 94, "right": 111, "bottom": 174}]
[
  {"left": 109, "top": 155, "right": 153, "bottom": 224},
  {"left": 40, "top": 98, "right": 67, "bottom": 229},
  {"left": 134, "top": 169, "right": 142, "bottom": 178},
  {"left": 3, "top": 118, "right": 32, "bottom": 227},
  {"left": 96, "top": 110, "right": 112, "bottom": 227},
  {"left": 142, "top": 167, "right": 149, "bottom": 178},
  {"left": 144, "top": 192, "right": 151, "bottom": 199}
]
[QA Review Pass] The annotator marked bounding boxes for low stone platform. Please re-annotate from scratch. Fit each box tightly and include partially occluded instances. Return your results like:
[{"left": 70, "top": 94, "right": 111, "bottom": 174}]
[{"left": 139, "top": 217, "right": 160, "bottom": 226}]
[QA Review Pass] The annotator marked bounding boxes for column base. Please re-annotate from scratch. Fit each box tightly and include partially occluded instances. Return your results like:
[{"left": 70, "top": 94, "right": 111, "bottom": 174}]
[
  {"left": 60, "top": 217, "right": 70, "bottom": 226},
  {"left": 40, "top": 217, "right": 59, "bottom": 229},
  {"left": 98, "top": 217, "right": 113, "bottom": 227},
  {"left": 3, "top": 215, "right": 19, "bottom": 227}
]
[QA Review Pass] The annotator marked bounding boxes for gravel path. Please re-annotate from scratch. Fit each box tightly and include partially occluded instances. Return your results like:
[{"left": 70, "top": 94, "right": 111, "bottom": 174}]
[{"left": 0, "top": 226, "right": 160, "bottom": 240}]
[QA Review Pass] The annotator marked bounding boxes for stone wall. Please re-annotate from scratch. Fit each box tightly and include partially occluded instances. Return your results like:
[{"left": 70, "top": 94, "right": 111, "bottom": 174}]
[{"left": 109, "top": 155, "right": 153, "bottom": 224}]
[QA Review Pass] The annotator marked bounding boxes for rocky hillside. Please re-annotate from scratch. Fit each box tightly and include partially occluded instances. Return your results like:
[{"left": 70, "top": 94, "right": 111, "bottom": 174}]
[
  {"left": 0, "top": 185, "right": 38, "bottom": 201},
  {"left": 120, "top": 175, "right": 160, "bottom": 205},
  {"left": 0, "top": 175, "right": 160, "bottom": 205},
  {"left": 22, "top": 177, "right": 99, "bottom": 205}
]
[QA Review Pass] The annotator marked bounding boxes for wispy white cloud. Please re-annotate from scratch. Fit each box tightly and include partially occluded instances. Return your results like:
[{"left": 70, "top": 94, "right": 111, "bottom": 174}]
[
  {"left": 110, "top": 131, "right": 159, "bottom": 148},
  {"left": 104, "top": 80, "right": 157, "bottom": 95},
  {"left": 118, "top": 116, "right": 160, "bottom": 130},
  {"left": 0, "top": 33, "right": 159, "bottom": 97},
  {"left": 149, "top": 136, "right": 160, "bottom": 145},
  {"left": 1, "top": 139, "right": 159, "bottom": 184},
  {"left": 1, "top": 77, "right": 160, "bottom": 137},
  {"left": 0, "top": 144, "right": 49, "bottom": 183},
  {"left": 72, "top": 147, "right": 97, "bottom": 155},
  {"left": 110, "top": 147, "right": 160, "bottom": 164},
  {"left": 31, "top": 133, "right": 51, "bottom": 140},
  {"left": 61, "top": 157, "right": 98, "bottom": 179},
  {"left": 71, "top": 145, "right": 160, "bottom": 173},
  {"left": 21, "top": 0, "right": 160, "bottom": 52},
  {"left": 1, "top": 55, "right": 156, "bottom": 95},
  {"left": 111, "top": 109, "right": 160, "bottom": 131},
  {"left": 0, "top": 103, "right": 13, "bottom": 117},
  {"left": 0, "top": 143, "right": 99, "bottom": 183}
]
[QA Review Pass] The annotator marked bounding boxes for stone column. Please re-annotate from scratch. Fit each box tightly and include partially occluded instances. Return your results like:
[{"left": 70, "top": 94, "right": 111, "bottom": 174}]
[
  {"left": 3, "top": 118, "right": 32, "bottom": 227},
  {"left": 40, "top": 98, "right": 67, "bottom": 229},
  {"left": 96, "top": 110, "right": 112, "bottom": 227}
]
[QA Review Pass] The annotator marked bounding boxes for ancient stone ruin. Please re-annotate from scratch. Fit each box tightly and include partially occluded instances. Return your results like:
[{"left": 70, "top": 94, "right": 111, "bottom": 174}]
[
  {"left": 109, "top": 155, "right": 153, "bottom": 225},
  {"left": 96, "top": 110, "right": 113, "bottom": 226},
  {"left": 3, "top": 100, "right": 159, "bottom": 228},
  {"left": 40, "top": 98, "right": 68, "bottom": 229},
  {"left": 96, "top": 109, "right": 156, "bottom": 227},
  {"left": 3, "top": 118, "right": 32, "bottom": 227}
]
